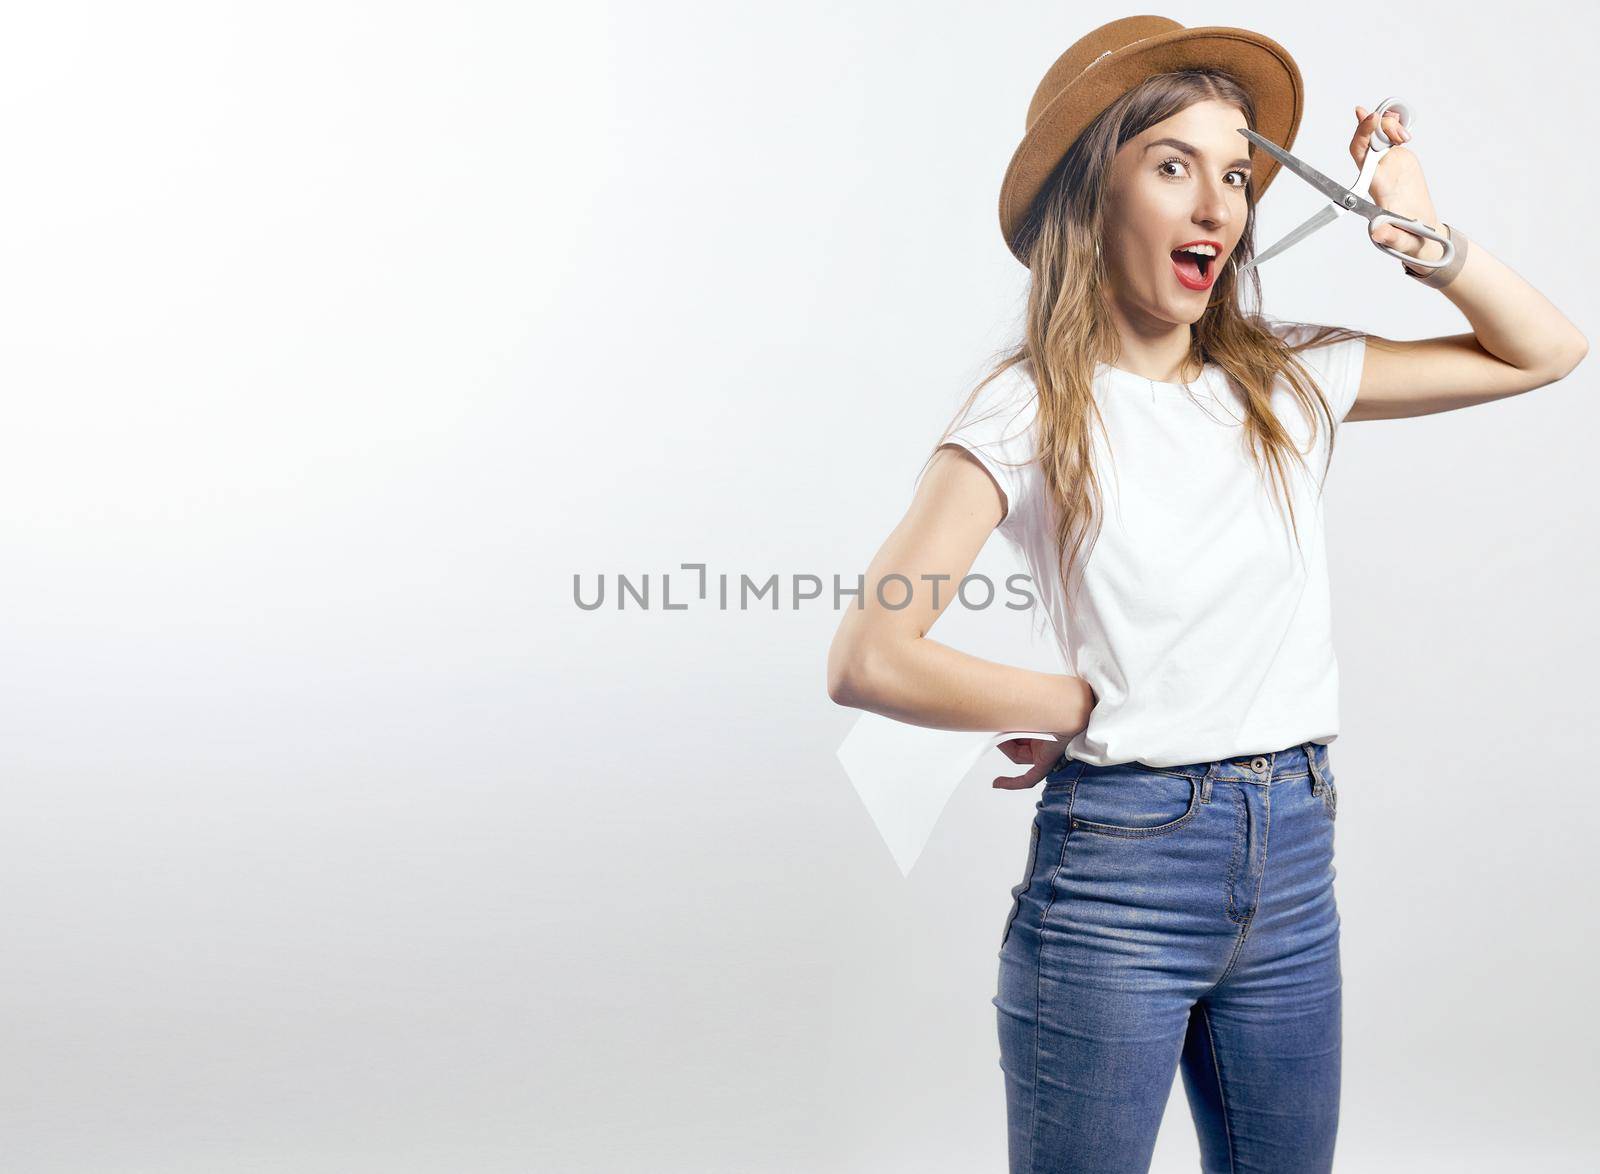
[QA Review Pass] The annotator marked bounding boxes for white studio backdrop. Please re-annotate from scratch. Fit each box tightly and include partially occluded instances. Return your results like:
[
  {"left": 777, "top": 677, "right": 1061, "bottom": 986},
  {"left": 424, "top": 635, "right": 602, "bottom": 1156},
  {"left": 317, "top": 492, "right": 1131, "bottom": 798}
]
[{"left": 1, "top": 1, "right": 1596, "bottom": 1171}]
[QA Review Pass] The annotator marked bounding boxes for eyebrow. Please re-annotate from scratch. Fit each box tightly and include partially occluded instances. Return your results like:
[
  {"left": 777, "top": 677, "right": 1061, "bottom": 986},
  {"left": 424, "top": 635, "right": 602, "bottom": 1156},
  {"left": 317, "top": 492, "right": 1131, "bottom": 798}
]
[{"left": 1144, "top": 137, "right": 1253, "bottom": 170}]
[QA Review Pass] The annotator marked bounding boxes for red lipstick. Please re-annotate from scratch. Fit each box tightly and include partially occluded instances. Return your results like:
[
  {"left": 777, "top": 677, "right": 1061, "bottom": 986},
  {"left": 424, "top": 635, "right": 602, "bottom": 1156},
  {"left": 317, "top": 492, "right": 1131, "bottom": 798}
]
[{"left": 1170, "top": 239, "right": 1224, "bottom": 291}]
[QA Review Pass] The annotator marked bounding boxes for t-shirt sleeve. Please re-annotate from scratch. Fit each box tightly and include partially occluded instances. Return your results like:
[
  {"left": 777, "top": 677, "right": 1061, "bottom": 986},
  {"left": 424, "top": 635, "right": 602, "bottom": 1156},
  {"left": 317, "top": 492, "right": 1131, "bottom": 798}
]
[
  {"left": 934, "top": 367, "right": 1039, "bottom": 533},
  {"left": 1260, "top": 315, "right": 1368, "bottom": 423}
]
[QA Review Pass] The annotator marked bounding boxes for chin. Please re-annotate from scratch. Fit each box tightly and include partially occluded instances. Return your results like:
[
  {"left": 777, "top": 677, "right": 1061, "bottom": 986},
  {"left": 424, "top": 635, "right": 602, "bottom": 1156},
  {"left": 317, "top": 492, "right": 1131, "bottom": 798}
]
[{"left": 1154, "top": 297, "right": 1205, "bottom": 325}]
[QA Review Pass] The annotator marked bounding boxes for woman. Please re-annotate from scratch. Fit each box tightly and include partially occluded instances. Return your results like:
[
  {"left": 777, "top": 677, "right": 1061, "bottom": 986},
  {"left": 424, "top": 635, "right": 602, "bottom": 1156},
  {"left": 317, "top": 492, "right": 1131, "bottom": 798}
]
[{"left": 824, "top": 16, "right": 1586, "bottom": 1174}]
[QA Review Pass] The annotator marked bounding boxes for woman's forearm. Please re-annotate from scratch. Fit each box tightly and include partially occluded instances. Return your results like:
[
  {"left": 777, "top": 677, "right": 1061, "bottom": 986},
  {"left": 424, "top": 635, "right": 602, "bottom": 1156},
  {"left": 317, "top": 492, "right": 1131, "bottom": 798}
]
[
  {"left": 829, "top": 634, "right": 1095, "bottom": 738},
  {"left": 1403, "top": 223, "right": 1587, "bottom": 372}
]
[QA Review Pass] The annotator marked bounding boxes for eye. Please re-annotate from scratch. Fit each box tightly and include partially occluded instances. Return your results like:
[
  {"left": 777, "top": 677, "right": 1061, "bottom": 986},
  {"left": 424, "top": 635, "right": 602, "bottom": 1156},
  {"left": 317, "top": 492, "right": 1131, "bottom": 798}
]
[{"left": 1157, "top": 156, "right": 1252, "bottom": 188}]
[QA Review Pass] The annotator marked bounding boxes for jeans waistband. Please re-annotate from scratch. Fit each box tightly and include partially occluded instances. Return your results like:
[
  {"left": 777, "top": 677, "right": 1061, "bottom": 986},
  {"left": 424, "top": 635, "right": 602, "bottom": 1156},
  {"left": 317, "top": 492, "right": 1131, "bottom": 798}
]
[{"left": 1073, "top": 741, "right": 1331, "bottom": 786}]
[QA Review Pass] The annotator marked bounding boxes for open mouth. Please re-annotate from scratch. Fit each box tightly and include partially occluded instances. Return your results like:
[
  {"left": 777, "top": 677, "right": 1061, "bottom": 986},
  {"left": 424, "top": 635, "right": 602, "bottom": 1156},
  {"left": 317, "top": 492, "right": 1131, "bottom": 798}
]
[{"left": 1170, "top": 245, "right": 1218, "bottom": 290}]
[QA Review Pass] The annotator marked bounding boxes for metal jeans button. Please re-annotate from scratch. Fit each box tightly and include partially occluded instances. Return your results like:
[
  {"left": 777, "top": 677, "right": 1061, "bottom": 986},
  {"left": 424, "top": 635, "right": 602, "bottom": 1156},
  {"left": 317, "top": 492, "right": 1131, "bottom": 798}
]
[{"left": 1250, "top": 756, "right": 1269, "bottom": 772}]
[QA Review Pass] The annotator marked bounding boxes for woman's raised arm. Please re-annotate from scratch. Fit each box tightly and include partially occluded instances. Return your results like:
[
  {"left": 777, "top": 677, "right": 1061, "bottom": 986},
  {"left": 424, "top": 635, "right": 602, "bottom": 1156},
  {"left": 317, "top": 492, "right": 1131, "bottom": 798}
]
[{"left": 1341, "top": 104, "right": 1588, "bottom": 421}]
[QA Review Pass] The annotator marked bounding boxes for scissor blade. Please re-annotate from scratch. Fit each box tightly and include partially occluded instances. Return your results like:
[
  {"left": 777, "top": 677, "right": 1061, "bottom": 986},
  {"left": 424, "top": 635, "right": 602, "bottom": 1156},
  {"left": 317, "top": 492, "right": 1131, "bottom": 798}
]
[
  {"left": 1237, "top": 127, "right": 1375, "bottom": 215},
  {"left": 1241, "top": 203, "right": 1342, "bottom": 272}
]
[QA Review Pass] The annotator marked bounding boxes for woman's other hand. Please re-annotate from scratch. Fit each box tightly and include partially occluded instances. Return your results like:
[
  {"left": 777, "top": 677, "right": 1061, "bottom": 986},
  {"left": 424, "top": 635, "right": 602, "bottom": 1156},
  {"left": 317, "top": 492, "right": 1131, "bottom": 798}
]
[
  {"left": 1352, "top": 104, "right": 1444, "bottom": 262},
  {"left": 985, "top": 681, "right": 1100, "bottom": 790},
  {"left": 991, "top": 737, "right": 1067, "bottom": 790}
]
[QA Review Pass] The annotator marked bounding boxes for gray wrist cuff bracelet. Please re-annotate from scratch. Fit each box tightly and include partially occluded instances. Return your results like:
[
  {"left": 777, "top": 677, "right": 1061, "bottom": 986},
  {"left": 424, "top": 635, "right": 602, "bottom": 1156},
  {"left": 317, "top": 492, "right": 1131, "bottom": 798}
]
[{"left": 1401, "top": 223, "right": 1468, "bottom": 289}]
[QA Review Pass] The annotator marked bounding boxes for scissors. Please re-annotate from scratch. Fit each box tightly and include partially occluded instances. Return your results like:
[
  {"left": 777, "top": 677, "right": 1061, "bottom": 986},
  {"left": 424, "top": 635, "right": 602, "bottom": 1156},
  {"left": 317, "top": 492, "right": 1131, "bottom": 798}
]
[{"left": 1237, "top": 96, "right": 1454, "bottom": 273}]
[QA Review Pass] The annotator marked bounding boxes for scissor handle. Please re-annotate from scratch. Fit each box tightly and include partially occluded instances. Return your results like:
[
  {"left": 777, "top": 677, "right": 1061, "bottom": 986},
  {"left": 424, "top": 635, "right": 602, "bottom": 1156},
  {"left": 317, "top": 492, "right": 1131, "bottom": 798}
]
[
  {"left": 1369, "top": 213, "right": 1453, "bottom": 269},
  {"left": 1369, "top": 96, "right": 1413, "bottom": 149}
]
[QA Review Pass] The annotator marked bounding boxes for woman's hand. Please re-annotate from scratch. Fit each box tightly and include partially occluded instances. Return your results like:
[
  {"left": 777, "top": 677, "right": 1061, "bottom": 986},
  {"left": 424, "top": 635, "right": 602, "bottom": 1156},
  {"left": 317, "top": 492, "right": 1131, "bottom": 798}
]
[
  {"left": 991, "top": 737, "right": 1067, "bottom": 790},
  {"left": 990, "top": 677, "right": 1096, "bottom": 790},
  {"left": 1351, "top": 104, "right": 1446, "bottom": 263}
]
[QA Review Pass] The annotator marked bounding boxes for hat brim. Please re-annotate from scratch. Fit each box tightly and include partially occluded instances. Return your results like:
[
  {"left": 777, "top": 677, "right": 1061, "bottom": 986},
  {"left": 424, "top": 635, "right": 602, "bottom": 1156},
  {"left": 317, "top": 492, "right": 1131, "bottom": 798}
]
[{"left": 998, "top": 27, "right": 1304, "bottom": 266}]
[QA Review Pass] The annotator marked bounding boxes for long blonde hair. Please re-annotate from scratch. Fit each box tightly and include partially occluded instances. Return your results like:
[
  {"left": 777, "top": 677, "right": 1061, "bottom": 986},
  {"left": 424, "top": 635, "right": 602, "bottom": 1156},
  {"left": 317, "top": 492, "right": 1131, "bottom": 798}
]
[{"left": 933, "top": 69, "right": 1366, "bottom": 605}]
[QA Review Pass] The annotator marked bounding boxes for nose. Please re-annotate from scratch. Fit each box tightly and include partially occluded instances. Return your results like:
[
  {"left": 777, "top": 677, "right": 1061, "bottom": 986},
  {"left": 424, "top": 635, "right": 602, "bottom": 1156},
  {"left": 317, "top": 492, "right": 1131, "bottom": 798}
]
[{"left": 1192, "top": 175, "right": 1234, "bottom": 233}]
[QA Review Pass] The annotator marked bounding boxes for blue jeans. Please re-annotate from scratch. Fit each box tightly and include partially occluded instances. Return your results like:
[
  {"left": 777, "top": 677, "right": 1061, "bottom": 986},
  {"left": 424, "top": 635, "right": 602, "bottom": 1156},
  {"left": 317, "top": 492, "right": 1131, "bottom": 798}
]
[{"left": 995, "top": 741, "right": 1342, "bottom": 1173}]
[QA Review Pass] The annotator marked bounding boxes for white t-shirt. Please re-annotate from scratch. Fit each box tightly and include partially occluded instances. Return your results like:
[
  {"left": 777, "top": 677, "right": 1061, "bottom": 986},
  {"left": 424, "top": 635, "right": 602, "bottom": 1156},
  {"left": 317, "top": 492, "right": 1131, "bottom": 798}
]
[{"left": 936, "top": 318, "right": 1366, "bottom": 768}]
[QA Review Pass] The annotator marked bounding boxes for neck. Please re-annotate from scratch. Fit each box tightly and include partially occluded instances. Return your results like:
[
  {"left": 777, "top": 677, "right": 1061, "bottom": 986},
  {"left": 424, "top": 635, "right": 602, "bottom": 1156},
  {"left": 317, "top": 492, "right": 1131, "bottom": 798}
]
[{"left": 1100, "top": 293, "right": 1199, "bottom": 383}]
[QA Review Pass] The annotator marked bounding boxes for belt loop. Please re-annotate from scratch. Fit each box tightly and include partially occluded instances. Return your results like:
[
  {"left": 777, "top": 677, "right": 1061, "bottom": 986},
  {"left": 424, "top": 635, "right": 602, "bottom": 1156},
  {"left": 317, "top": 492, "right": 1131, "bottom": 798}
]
[
  {"left": 1304, "top": 741, "right": 1326, "bottom": 796},
  {"left": 1200, "top": 763, "right": 1215, "bottom": 803}
]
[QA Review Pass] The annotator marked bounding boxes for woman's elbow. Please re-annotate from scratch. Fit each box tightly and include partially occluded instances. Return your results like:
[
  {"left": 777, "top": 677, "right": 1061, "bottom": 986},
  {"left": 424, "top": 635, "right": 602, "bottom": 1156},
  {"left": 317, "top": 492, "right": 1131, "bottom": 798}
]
[
  {"left": 1564, "top": 333, "right": 1590, "bottom": 376},
  {"left": 1547, "top": 328, "right": 1589, "bottom": 379},
  {"left": 827, "top": 639, "right": 888, "bottom": 709},
  {"left": 827, "top": 647, "right": 869, "bottom": 708}
]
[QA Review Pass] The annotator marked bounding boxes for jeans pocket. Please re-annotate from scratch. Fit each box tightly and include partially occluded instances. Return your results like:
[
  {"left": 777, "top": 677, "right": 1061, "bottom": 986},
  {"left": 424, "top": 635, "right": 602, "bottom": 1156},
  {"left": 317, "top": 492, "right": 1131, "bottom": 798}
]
[
  {"left": 1069, "top": 769, "right": 1202, "bottom": 839},
  {"left": 1000, "top": 819, "right": 1042, "bottom": 948}
]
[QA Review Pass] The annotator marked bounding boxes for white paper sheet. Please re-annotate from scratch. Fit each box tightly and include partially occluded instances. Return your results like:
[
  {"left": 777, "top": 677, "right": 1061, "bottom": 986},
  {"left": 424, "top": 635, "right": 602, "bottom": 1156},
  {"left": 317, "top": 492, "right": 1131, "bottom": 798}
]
[{"left": 836, "top": 712, "right": 1063, "bottom": 876}]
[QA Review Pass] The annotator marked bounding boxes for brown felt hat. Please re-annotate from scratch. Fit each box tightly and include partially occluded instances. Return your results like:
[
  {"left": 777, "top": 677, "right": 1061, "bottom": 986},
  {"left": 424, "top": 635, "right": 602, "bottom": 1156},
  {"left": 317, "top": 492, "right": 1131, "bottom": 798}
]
[{"left": 998, "top": 15, "right": 1304, "bottom": 267}]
